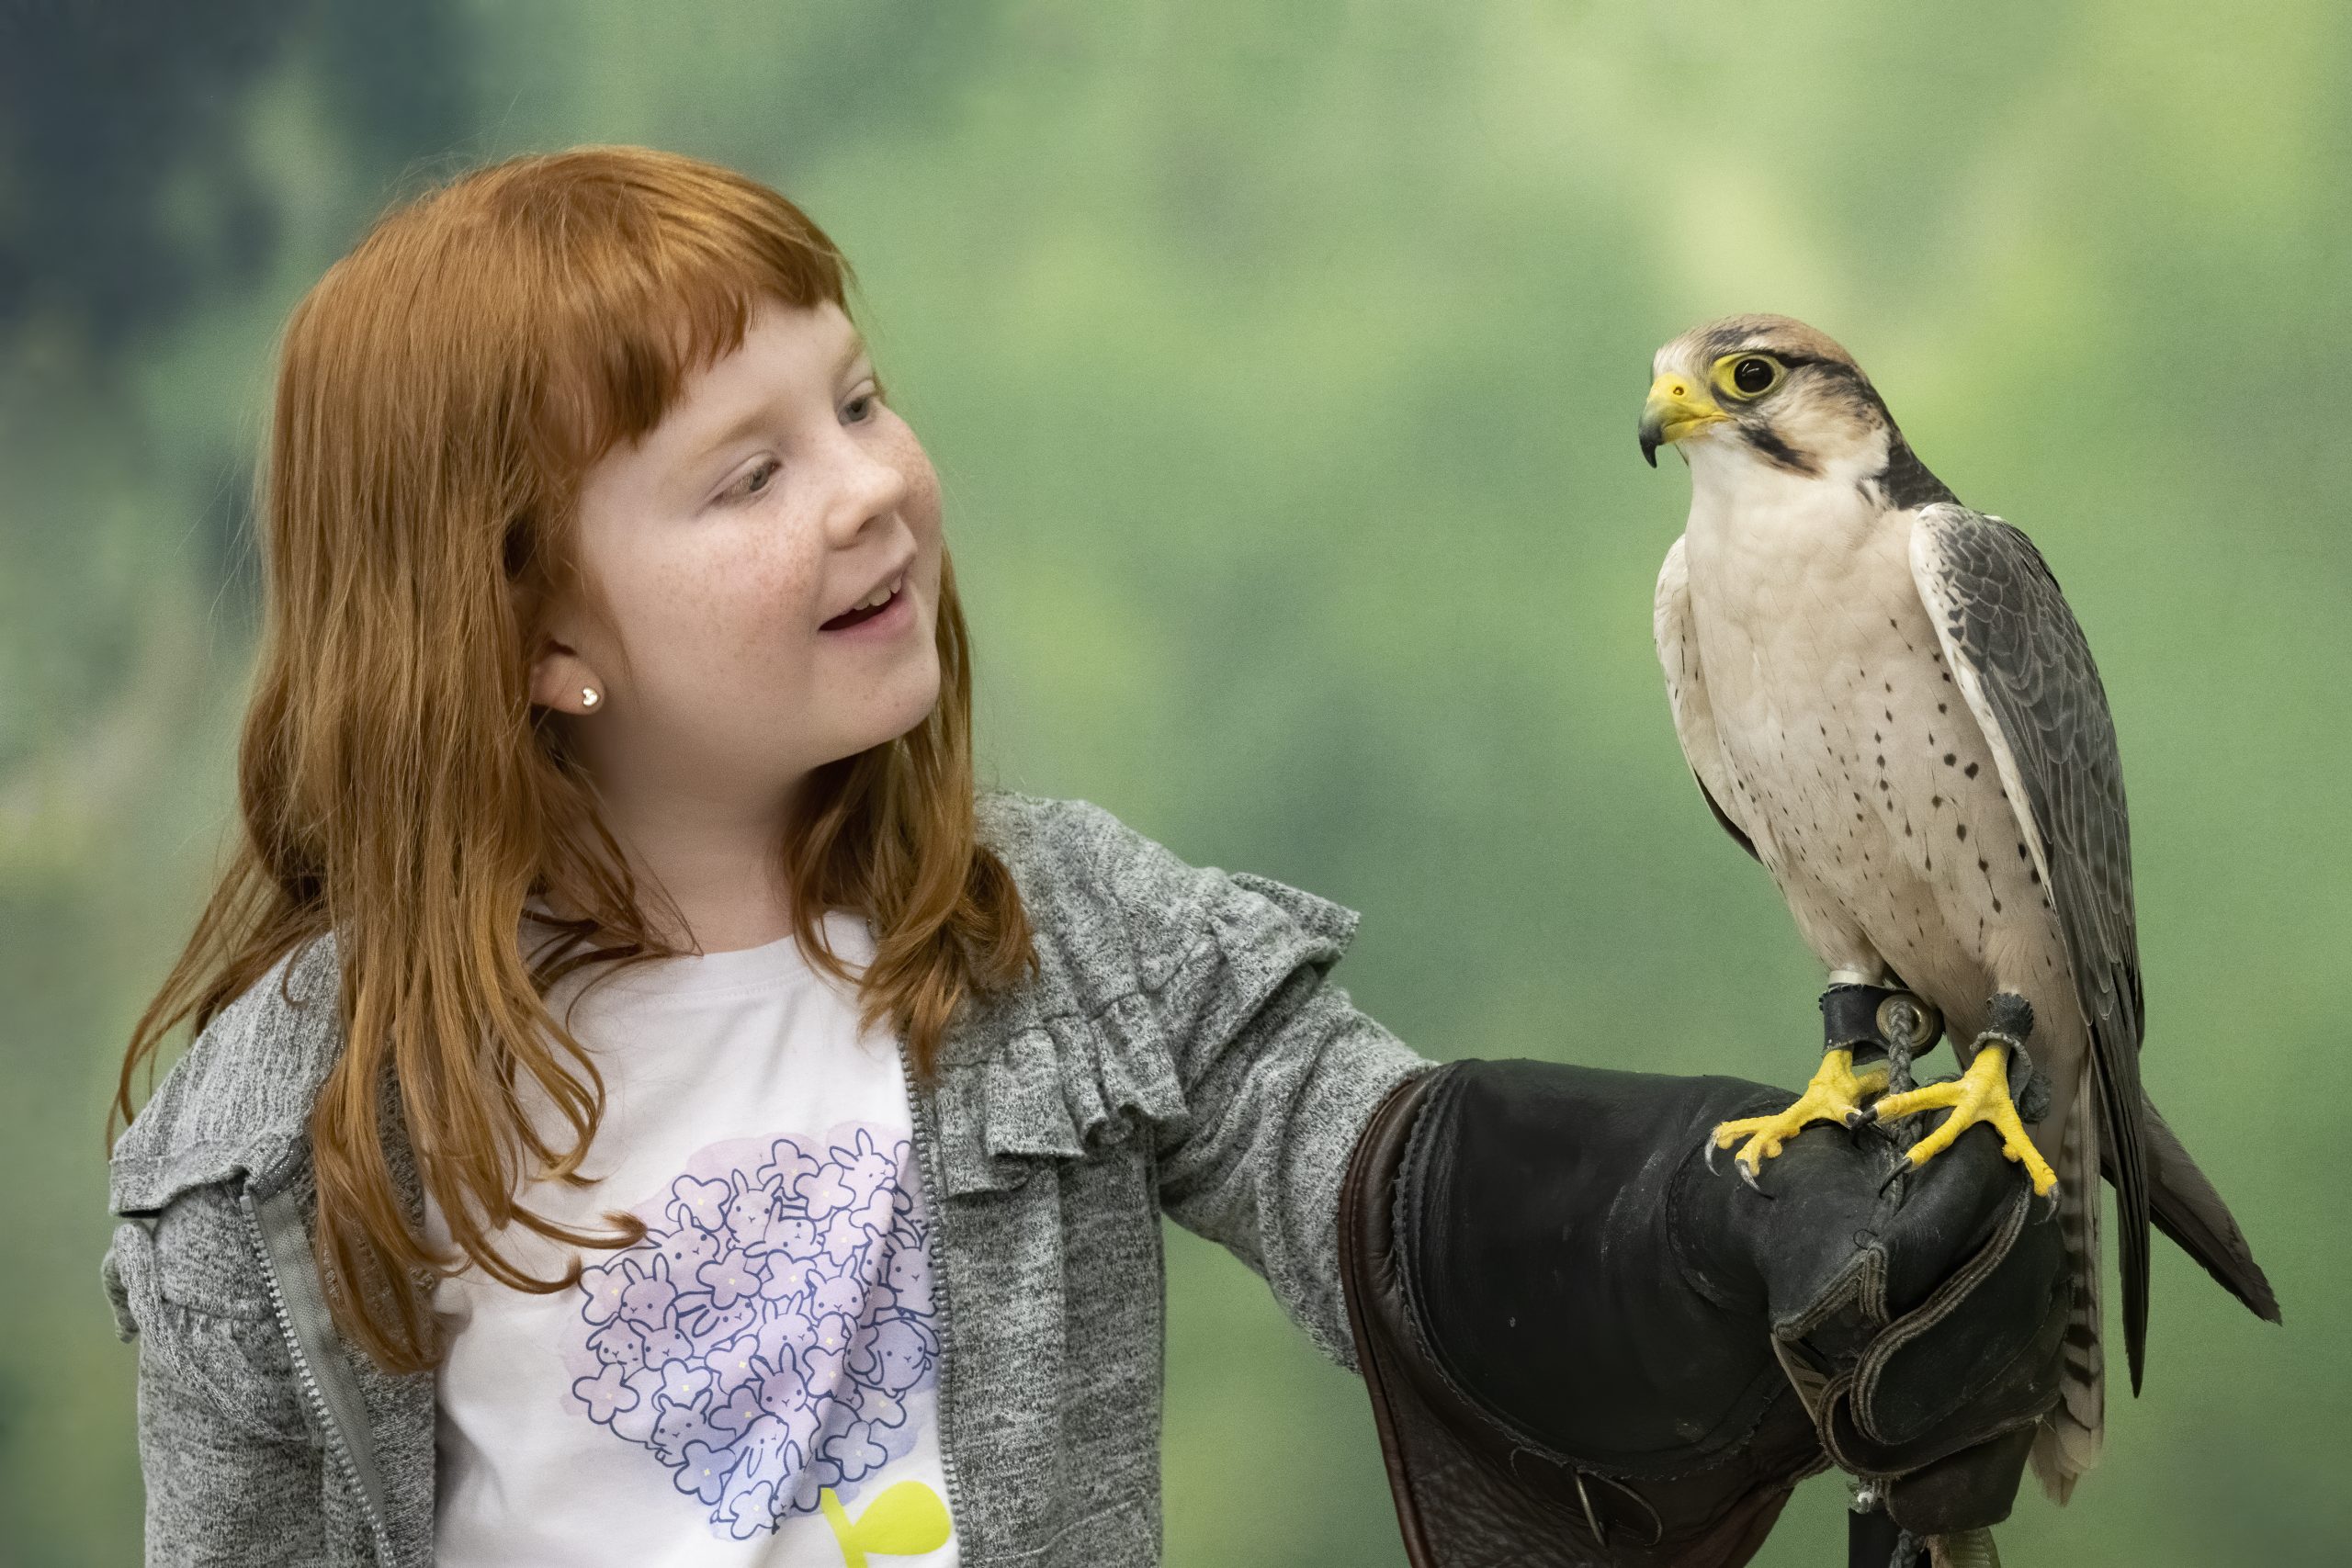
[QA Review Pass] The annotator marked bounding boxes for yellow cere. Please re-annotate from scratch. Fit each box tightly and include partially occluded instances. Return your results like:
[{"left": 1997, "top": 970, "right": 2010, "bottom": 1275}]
[{"left": 1641, "top": 372, "right": 1729, "bottom": 445}]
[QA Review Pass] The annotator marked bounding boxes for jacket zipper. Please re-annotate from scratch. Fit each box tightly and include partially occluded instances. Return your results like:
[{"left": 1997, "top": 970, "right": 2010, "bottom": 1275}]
[
  {"left": 242, "top": 1183, "right": 401, "bottom": 1566},
  {"left": 898, "top": 1039, "right": 971, "bottom": 1559}
]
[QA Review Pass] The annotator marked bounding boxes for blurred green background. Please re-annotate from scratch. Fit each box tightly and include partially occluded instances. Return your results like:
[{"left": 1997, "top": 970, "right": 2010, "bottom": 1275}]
[{"left": 7, "top": 1, "right": 2346, "bottom": 1562}]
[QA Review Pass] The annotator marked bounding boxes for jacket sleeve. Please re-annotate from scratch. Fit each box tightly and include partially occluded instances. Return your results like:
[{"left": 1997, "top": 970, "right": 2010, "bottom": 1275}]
[
  {"left": 104, "top": 1188, "right": 327, "bottom": 1568},
  {"left": 1085, "top": 809, "right": 1437, "bottom": 1371}
]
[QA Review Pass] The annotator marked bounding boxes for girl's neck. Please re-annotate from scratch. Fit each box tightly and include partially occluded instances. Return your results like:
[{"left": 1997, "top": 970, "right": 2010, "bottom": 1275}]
[
  {"left": 564, "top": 779, "right": 810, "bottom": 955},
  {"left": 534, "top": 868, "right": 798, "bottom": 956}
]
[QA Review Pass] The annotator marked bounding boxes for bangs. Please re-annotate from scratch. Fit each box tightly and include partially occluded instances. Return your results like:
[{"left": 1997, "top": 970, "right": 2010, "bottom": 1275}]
[{"left": 512, "top": 148, "right": 855, "bottom": 480}]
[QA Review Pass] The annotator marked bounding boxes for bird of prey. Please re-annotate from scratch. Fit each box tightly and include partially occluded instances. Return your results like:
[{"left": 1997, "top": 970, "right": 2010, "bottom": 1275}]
[{"left": 1638, "top": 314, "right": 2278, "bottom": 1501}]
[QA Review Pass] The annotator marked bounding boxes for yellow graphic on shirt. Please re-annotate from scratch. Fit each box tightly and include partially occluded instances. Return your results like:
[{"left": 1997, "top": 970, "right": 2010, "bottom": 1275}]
[{"left": 819, "top": 1481, "right": 952, "bottom": 1565}]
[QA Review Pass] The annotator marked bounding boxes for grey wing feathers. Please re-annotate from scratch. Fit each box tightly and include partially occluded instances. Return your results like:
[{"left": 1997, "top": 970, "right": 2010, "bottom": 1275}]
[
  {"left": 1908, "top": 503, "right": 2153, "bottom": 1389},
  {"left": 1655, "top": 536, "right": 1761, "bottom": 864}
]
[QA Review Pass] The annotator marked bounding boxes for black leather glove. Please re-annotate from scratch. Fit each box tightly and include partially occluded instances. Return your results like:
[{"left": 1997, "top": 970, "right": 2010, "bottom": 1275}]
[{"left": 1339, "top": 1058, "right": 2068, "bottom": 1568}]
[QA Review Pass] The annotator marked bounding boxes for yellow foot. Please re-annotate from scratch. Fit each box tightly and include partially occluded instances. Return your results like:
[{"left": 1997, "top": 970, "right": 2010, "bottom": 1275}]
[
  {"left": 1711, "top": 1049, "right": 1891, "bottom": 1177},
  {"left": 1871, "top": 1041, "right": 2058, "bottom": 1196}
]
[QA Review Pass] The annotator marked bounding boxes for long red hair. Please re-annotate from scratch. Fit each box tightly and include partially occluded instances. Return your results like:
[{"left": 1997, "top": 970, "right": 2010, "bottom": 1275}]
[{"left": 109, "top": 145, "right": 1035, "bottom": 1374}]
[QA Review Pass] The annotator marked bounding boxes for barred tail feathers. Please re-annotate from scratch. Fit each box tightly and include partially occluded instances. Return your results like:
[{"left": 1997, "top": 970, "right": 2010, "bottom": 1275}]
[{"left": 2031, "top": 1075, "right": 2104, "bottom": 1502}]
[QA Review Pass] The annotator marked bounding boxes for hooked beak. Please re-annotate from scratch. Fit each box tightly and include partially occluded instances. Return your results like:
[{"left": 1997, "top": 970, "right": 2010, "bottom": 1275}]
[{"left": 1639, "top": 372, "right": 1729, "bottom": 468}]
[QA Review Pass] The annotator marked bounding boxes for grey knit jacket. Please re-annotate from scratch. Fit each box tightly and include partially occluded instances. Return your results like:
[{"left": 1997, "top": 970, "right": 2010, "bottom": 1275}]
[{"left": 103, "top": 791, "right": 1436, "bottom": 1566}]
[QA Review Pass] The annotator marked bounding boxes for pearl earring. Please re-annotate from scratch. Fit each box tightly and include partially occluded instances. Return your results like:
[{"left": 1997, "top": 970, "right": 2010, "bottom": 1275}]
[{"left": 580, "top": 687, "right": 599, "bottom": 709}]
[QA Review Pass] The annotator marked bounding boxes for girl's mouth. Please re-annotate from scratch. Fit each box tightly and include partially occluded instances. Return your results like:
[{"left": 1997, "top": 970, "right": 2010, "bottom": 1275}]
[{"left": 820, "top": 574, "right": 907, "bottom": 632}]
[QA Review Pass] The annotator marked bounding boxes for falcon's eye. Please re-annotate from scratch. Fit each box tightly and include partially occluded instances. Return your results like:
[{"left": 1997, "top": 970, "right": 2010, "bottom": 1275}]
[{"left": 1718, "top": 354, "right": 1783, "bottom": 399}]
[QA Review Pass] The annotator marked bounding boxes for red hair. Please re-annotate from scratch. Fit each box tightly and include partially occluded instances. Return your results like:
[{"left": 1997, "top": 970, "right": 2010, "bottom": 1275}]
[{"left": 111, "top": 146, "right": 1035, "bottom": 1373}]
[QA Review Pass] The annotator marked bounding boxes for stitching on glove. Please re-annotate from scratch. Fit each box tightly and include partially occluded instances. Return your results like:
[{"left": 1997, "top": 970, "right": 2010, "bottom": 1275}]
[
  {"left": 1849, "top": 1187, "right": 2032, "bottom": 1447},
  {"left": 1771, "top": 1240, "right": 1890, "bottom": 1343}
]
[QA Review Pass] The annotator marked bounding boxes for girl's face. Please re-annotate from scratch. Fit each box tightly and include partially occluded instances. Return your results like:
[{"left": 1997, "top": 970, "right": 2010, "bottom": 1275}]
[{"left": 530, "top": 297, "right": 944, "bottom": 818}]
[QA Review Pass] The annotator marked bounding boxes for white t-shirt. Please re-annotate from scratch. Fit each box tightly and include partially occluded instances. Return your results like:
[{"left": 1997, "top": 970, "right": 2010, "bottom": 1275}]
[{"left": 424, "top": 909, "right": 959, "bottom": 1567}]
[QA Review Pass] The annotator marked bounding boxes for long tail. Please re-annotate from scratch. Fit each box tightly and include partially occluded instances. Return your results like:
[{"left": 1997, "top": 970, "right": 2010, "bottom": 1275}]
[
  {"left": 2031, "top": 1075, "right": 2103, "bottom": 1502},
  {"left": 2121, "top": 1094, "right": 2281, "bottom": 1325}
]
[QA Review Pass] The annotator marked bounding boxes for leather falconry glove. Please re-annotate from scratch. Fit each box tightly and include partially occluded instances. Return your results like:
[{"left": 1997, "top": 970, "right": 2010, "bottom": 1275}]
[{"left": 1339, "top": 1058, "right": 2068, "bottom": 1568}]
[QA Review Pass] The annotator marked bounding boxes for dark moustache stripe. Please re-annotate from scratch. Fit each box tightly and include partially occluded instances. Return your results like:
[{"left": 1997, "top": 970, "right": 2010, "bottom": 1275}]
[
  {"left": 1708, "top": 339, "right": 1962, "bottom": 507},
  {"left": 1739, "top": 419, "right": 1819, "bottom": 476}
]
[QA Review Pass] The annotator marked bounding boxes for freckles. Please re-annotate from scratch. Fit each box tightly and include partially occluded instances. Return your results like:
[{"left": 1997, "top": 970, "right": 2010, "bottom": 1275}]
[
  {"left": 907, "top": 488, "right": 945, "bottom": 563},
  {"left": 624, "top": 543, "right": 801, "bottom": 682},
  {"left": 714, "top": 554, "right": 820, "bottom": 643},
  {"left": 906, "top": 457, "right": 943, "bottom": 521},
  {"left": 878, "top": 418, "right": 943, "bottom": 524}
]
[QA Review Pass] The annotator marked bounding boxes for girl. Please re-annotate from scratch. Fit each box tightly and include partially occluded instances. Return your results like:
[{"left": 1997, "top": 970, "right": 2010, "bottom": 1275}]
[
  {"left": 104, "top": 142, "right": 1431, "bottom": 1568},
  {"left": 103, "top": 145, "right": 2068, "bottom": 1568}
]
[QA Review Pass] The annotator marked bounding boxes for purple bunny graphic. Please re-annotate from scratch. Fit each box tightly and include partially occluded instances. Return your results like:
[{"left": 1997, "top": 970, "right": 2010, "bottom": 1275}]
[{"left": 563, "top": 1123, "right": 939, "bottom": 1540}]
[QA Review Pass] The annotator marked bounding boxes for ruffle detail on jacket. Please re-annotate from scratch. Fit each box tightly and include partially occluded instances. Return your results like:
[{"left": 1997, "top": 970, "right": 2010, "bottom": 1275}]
[
  {"left": 110, "top": 932, "right": 344, "bottom": 1216},
  {"left": 933, "top": 867, "right": 1362, "bottom": 1197}
]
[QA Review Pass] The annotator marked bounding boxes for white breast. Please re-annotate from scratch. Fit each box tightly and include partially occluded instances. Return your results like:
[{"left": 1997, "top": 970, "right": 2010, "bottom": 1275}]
[{"left": 1676, "top": 442, "right": 2067, "bottom": 1045}]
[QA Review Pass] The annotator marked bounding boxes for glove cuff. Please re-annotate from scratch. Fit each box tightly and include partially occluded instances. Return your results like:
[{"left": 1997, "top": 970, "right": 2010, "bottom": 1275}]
[{"left": 1339, "top": 1063, "right": 1824, "bottom": 1568}]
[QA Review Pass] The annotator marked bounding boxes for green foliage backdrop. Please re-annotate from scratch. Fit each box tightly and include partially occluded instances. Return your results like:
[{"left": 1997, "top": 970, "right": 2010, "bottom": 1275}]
[{"left": 6, "top": 2, "right": 2346, "bottom": 1562}]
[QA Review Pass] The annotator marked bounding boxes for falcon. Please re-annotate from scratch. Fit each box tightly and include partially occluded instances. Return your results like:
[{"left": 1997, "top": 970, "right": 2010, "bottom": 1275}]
[{"left": 1638, "top": 314, "right": 2278, "bottom": 1500}]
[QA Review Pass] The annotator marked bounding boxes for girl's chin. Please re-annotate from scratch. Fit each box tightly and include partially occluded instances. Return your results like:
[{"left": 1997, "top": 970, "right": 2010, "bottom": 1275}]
[{"left": 838, "top": 671, "right": 944, "bottom": 756}]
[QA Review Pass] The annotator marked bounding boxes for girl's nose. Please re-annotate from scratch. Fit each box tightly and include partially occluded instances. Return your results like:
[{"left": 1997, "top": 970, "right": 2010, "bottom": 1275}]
[{"left": 819, "top": 435, "right": 909, "bottom": 543}]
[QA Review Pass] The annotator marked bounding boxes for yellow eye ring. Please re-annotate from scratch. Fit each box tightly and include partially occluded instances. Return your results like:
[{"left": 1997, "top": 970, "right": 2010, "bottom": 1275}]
[{"left": 1712, "top": 353, "right": 1785, "bottom": 400}]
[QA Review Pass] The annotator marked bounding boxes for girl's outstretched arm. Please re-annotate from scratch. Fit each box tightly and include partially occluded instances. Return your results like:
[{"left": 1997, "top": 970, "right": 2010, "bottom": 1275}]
[{"left": 1046, "top": 798, "right": 1435, "bottom": 1365}]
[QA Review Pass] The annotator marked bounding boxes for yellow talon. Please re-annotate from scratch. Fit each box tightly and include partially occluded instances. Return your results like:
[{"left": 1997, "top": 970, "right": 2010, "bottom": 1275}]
[
  {"left": 1712, "top": 1048, "right": 1892, "bottom": 1173},
  {"left": 1872, "top": 1042, "right": 2058, "bottom": 1196}
]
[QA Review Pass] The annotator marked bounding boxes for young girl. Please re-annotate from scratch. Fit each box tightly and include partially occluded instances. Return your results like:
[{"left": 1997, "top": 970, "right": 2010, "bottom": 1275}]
[
  {"left": 103, "top": 142, "right": 1431, "bottom": 1568},
  {"left": 103, "top": 145, "right": 2070, "bottom": 1568}
]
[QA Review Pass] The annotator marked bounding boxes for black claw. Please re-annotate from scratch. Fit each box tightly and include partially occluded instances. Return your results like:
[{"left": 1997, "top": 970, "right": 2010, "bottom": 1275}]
[
  {"left": 1737, "top": 1159, "right": 1774, "bottom": 1199},
  {"left": 1878, "top": 1158, "right": 1913, "bottom": 1197},
  {"left": 1702, "top": 1133, "right": 1723, "bottom": 1174},
  {"left": 2034, "top": 1183, "right": 2063, "bottom": 1223}
]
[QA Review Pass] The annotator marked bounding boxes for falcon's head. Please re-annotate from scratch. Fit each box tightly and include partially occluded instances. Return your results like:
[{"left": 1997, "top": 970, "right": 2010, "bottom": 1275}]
[{"left": 1638, "top": 314, "right": 1952, "bottom": 507}]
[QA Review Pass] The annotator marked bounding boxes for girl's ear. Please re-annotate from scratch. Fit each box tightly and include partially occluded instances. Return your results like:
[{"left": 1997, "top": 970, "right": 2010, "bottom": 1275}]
[{"left": 528, "top": 636, "right": 604, "bottom": 716}]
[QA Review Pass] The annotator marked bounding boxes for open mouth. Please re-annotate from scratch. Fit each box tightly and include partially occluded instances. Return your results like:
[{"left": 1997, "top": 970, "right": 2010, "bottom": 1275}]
[{"left": 820, "top": 580, "right": 902, "bottom": 631}]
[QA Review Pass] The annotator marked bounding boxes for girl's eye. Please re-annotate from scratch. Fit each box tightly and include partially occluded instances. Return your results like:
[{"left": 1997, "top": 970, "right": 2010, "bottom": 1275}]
[
  {"left": 843, "top": 392, "right": 877, "bottom": 423},
  {"left": 727, "top": 458, "right": 781, "bottom": 501}
]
